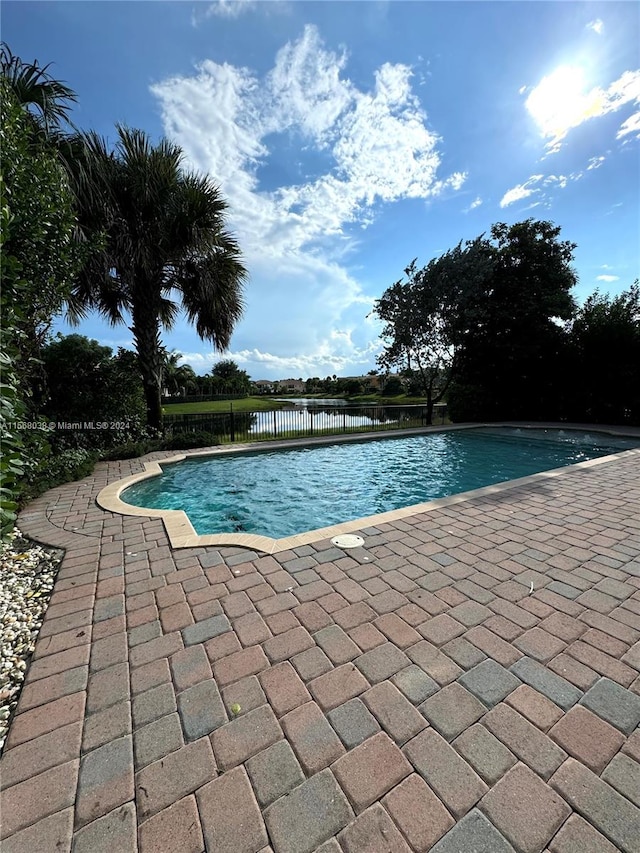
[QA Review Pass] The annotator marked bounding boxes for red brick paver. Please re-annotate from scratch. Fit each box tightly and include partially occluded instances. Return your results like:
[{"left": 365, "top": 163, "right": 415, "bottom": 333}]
[{"left": 2, "top": 430, "right": 640, "bottom": 852}]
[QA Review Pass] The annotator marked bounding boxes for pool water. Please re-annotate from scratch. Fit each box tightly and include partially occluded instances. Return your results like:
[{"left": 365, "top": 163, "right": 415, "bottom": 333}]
[{"left": 122, "top": 428, "right": 639, "bottom": 539}]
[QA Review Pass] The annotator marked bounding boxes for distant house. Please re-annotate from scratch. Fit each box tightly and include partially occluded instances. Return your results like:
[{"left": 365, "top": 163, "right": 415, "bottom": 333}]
[
  {"left": 352, "top": 373, "right": 385, "bottom": 391},
  {"left": 279, "top": 378, "right": 306, "bottom": 393},
  {"left": 253, "top": 380, "right": 275, "bottom": 394},
  {"left": 365, "top": 374, "right": 384, "bottom": 391}
]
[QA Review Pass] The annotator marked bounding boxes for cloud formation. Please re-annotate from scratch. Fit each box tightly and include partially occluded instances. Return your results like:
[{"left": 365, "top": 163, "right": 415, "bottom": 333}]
[
  {"left": 500, "top": 163, "right": 601, "bottom": 209},
  {"left": 204, "top": 0, "right": 256, "bottom": 19},
  {"left": 596, "top": 274, "right": 620, "bottom": 283},
  {"left": 464, "top": 196, "right": 482, "bottom": 212},
  {"left": 151, "top": 25, "right": 464, "bottom": 377},
  {"left": 500, "top": 175, "right": 544, "bottom": 208},
  {"left": 617, "top": 111, "right": 640, "bottom": 140},
  {"left": 586, "top": 19, "right": 604, "bottom": 35},
  {"left": 179, "top": 338, "right": 382, "bottom": 379}
]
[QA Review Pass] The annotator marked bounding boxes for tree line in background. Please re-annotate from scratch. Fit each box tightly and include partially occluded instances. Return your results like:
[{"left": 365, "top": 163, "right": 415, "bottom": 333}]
[
  {"left": 0, "top": 45, "right": 247, "bottom": 535},
  {"left": 374, "top": 219, "right": 640, "bottom": 426}
]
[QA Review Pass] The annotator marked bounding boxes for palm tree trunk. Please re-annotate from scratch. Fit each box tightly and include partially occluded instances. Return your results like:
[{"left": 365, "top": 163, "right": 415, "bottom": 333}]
[{"left": 131, "top": 303, "right": 164, "bottom": 432}]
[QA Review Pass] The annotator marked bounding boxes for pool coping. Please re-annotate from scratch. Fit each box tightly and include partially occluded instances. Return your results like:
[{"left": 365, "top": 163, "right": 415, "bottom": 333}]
[{"left": 97, "top": 422, "right": 640, "bottom": 554}]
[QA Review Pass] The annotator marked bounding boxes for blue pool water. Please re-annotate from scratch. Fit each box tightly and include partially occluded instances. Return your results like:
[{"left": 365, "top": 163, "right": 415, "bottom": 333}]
[{"left": 122, "top": 428, "right": 639, "bottom": 538}]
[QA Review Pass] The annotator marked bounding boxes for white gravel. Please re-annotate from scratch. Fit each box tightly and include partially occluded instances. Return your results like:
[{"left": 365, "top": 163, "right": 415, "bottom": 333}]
[{"left": 0, "top": 528, "right": 63, "bottom": 753}]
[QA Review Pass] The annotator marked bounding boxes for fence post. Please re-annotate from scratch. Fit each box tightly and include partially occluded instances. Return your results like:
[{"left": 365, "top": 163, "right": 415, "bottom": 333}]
[{"left": 230, "top": 403, "right": 235, "bottom": 442}]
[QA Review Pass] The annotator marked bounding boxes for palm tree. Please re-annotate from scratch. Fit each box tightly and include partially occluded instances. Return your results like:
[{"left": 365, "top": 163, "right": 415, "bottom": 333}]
[
  {"left": 1, "top": 43, "right": 77, "bottom": 139},
  {"left": 162, "top": 349, "right": 197, "bottom": 396},
  {"left": 67, "top": 126, "right": 247, "bottom": 430}
]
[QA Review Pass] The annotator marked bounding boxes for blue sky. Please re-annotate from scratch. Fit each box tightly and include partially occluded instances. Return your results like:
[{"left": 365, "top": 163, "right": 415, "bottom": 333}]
[{"left": 5, "top": 1, "right": 639, "bottom": 380}]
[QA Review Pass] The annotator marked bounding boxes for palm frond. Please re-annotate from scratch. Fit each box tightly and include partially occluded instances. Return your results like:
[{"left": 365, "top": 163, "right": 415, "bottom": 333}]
[
  {"left": 0, "top": 43, "right": 77, "bottom": 134},
  {"left": 178, "top": 247, "right": 247, "bottom": 349},
  {"left": 157, "top": 296, "right": 180, "bottom": 331}
]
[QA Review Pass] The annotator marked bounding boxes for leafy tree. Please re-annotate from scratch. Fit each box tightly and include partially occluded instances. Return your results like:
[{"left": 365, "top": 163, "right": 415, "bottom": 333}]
[
  {"left": 382, "top": 376, "right": 405, "bottom": 396},
  {"left": 0, "top": 71, "right": 85, "bottom": 535},
  {"left": 448, "top": 221, "right": 577, "bottom": 420},
  {"left": 375, "top": 220, "right": 577, "bottom": 422},
  {"left": 211, "top": 359, "right": 251, "bottom": 394},
  {"left": 374, "top": 239, "right": 494, "bottom": 422},
  {"left": 0, "top": 79, "right": 85, "bottom": 407},
  {"left": 67, "top": 126, "right": 247, "bottom": 430},
  {"left": 42, "top": 334, "right": 146, "bottom": 447},
  {"left": 567, "top": 284, "right": 640, "bottom": 424},
  {"left": 344, "top": 379, "right": 364, "bottom": 396},
  {"left": 321, "top": 376, "right": 337, "bottom": 394}
]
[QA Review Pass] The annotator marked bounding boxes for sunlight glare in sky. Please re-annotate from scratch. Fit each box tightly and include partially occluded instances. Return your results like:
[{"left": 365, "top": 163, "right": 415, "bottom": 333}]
[{"left": 526, "top": 65, "right": 605, "bottom": 149}]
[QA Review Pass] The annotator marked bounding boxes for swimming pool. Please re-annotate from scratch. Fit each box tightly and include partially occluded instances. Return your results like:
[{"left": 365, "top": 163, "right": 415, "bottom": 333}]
[{"left": 121, "top": 427, "right": 640, "bottom": 540}]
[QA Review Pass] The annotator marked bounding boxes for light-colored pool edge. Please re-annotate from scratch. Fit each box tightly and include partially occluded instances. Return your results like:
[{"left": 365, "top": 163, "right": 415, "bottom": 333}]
[{"left": 97, "top": 423, "right": 640, "bottom": 554}]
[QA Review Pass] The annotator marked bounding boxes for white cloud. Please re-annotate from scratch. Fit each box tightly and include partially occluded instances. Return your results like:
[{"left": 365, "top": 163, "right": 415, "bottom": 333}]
[
  {"left": 500, "top": 173, "right": 574, "bottom": 208},
  {"left": 151, "top": 26, "right": 464, "bottom": 378},
  {"left": 617, "top": 111, "right": 640, "bottom": 140},
  {"left": 543, "top": 174, "right": 568, "bottom": 189},
  {"left": 264, "top": 26, "right": 353, "bottom": 144},
  {"left": 587, "top": 19, "right": 604, "bottom": 35},
  {"left": 204, "top": 0, "right": 256, "bottom": 19},
  {"left": 464, "top": 196, "right": 482, "bottom": 212},
  {"left": 596, "top": 274, "right": 620, "bottom": 282},
  {"left": 500, "top": 175, "right": 544, "bottom": 208},
  {"left": 604, "top": 202, "right": 624, "bottom": 216},
  {"left": 525, "top": 66, "right": 640, "bottom": 153},
  {"left": 193, "top": 0, "right": 289, "bottom": 26},
  {"left": 587, "top": 155, "right": 606, "bottom": 170}
]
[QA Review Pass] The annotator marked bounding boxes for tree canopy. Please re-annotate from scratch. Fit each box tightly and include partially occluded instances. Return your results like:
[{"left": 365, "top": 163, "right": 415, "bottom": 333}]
[
  {"left": 42, "top": 335, "right": 146, "bottom": 446},
  {"left": 377, "top": 220, "right": 580, "bottom": 422},
  {"left": 211, "top": 359, "right": 252, "bottom": 395},
  {"left": 450, "top": 220, "right": 577, "bottom": 420},
  {"left": 566, "top": 283, "right": 640, "bottom": 424},
  {"left": 373, "top": 238, "right": 496, "bottom": 422},
  {"left": 0, "top": 69, "right": 84, "bottom": 535}
]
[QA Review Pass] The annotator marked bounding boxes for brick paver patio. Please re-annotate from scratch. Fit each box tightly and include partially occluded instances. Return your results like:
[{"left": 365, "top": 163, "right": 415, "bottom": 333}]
[{"left": 2, "top": 434, "right": 640, "bottom": 852}]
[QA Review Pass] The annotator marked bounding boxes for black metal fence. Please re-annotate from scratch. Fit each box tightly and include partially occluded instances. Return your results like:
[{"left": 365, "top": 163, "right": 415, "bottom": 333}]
[{"left": 164, "top": 404, "right": 447, "bottom": 443}]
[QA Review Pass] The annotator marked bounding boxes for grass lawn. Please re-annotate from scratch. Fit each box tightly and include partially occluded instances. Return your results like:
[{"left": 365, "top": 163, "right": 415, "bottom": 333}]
[{"left": 163, "top": 396, "right": 288, "bottom": 415}]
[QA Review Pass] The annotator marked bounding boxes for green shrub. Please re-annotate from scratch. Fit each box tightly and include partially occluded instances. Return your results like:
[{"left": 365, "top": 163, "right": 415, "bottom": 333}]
[
  {"left": 382, "top": 376, "right": 405, "bottom": 396},
  {"left": 160, "top": 431, "right": 219, "bottom": 451},
  {"left": 100, "top": 439, "right": 163, "bottom": 461},
  {"left": 100, "top": 430, "right": 219, "bottom": 460},
  {"left": 43, "top": 336, "right": 147, "bottom": 449},
  {"left": 20, "top": 446, "right": 98, "bottom": 504}
]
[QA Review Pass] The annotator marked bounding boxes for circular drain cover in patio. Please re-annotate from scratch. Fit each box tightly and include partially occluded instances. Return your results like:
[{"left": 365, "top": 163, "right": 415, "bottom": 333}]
[{"left": 331, "top": 534, "right": 365, "bottom": 549}]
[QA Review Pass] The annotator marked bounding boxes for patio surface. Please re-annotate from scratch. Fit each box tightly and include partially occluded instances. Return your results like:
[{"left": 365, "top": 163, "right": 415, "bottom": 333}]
[{"left": 2, "top": 432, "right": 640, "bottom": 852}]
